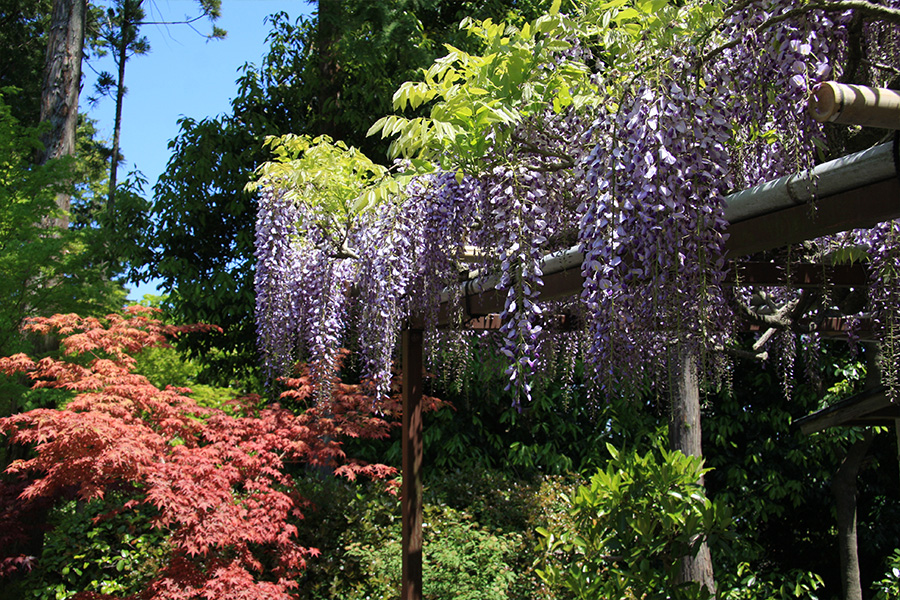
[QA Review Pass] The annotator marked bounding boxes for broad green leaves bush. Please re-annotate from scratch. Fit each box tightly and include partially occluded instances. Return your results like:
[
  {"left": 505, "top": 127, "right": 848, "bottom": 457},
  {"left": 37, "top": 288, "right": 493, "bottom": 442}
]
[
  {"left": 875, "top": 549, "right": 900, "bottom": 600},
  {"left": 368, "top": 2, "right": 594, "bottom": 169},
  {"left": 537, "top": 443, "right": 732, "bottom": 600},
  {"left": 18, "top": 494, "right": 168, "bottom": 600},
  {"left": 294, "top": 469, "right": 578, "bottom": 600}
]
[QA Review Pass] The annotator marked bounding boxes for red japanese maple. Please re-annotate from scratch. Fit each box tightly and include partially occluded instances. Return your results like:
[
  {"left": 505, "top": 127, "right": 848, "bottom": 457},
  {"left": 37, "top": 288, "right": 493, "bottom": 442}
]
[{"left": 0, "top": 307, "right": 411, "bottom": 599}]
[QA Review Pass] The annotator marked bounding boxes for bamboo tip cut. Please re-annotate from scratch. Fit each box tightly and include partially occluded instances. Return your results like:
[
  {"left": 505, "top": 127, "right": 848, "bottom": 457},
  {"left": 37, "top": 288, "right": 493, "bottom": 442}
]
[
  {"left": 808, "top": 81, "right": 900, "bottom": 129},
  {"left": 808, "top": 81, "right": 839, "bottom": 122}
]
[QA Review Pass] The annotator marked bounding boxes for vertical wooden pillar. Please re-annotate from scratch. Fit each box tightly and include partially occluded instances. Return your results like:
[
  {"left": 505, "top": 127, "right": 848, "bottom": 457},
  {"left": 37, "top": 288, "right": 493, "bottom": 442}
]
[
  {"left": 401, "top": 328, "right": 424, "bottom": 600},
  {"left": 669, "top": 350, "right": 717, "bottom": 598}
]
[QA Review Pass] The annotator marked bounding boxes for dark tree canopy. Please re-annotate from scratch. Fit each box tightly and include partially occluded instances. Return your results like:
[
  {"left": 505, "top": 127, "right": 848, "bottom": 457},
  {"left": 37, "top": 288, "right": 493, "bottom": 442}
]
[{"left": 0, "top": 0, "right": 52, "bottom": 127}]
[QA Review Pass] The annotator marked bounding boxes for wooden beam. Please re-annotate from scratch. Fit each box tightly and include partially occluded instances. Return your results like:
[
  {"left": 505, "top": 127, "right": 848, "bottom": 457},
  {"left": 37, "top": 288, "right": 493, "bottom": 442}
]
[
  {"left": 795, "top": 386, "right": 900, "bottom": 434},
  {"left": 817, "top": 317, "right": 875, "bottom": 341},
  {"left": 433, "top": 176, "right": 897, "bottom": 327},
  {"left": 401, "top": 328, "right": 424, "bottom": 600},
  {"left": 725, "top": 178, "right": 900, "bottom": 256},
  {"left": 728, "top": 262, "right": 868, "bottom": 287},
  {"left": 438, "top": 264, "right": 871, "bottom": 328}
]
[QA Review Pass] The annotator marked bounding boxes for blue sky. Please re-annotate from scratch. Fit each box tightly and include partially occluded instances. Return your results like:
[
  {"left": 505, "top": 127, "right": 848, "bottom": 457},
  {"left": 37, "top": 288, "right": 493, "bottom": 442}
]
[{"left": 81, "top": 0, "right": 313, "bottom": 300}]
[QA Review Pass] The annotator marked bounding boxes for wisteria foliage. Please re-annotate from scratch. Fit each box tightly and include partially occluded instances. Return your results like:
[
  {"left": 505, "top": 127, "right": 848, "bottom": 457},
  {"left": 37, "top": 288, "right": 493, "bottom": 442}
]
[{"left": 254, "top": 0, "right": 900, "bottom": 402}]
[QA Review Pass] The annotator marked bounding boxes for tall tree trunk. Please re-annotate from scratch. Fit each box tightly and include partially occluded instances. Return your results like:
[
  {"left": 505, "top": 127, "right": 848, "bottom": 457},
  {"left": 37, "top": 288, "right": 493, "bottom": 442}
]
[
  {"left": 40, "top": 0, "right": 86, "bottom": 228},
  {"left": 669, "top": 349, "right": 717, "bottom": 598},
  {"left": 829, "top": 342, "right": 880, "bottom": 600},
  {"left": 108, "top": 0, "right": 141, "bottom": 214},
  {"left": 107, "top": 19, "right": 128, "bottom": 214},
  {"left": 316, "top": 0, "right": 343, "bottom": 139},
  {"left": 832, "top": 430, "right": 874, "bottom": 600}
]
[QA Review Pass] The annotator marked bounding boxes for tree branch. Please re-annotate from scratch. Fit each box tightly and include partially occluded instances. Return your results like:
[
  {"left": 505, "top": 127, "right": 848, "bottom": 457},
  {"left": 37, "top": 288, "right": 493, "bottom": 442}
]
[
  {"left": 331, "top": 244, "right": 360, "bottom": 260},
  {"left": 735, "top": 289, "right": 820, "bottom": 338},
  {"left": 716, "top": 343, "right": 769, "bottom": 362},
  {"left": 699, "top": 1, "right": 900, "bottom": 69},
  {"left": 511, "top": 133, "right": 575, "bottom": 172},
  {"left": 861, "top": 59, "right": 900, "bottom": 77},
  {"left": 772, "top": 1, "right": 900, "bottom": 28},
  {"left": 137, "top": 15, "right": 205, "bottom": 27}
]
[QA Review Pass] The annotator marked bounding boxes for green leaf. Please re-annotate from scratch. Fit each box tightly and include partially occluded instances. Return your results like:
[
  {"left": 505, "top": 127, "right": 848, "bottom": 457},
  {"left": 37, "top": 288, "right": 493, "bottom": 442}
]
[
  {"left": 638, "top": 0, "right": 668, "bottom": 13},
  {"left": 366, "top": 116, "right": 389, "bottom": 138},
  {"left": 614, "top": 7, "right": 641, "bottom": 22}
]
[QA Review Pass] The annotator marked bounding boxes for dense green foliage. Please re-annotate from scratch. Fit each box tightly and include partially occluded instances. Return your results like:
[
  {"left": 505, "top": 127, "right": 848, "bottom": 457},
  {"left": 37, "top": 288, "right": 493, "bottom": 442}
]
[
  {"left": 19, "top": 494, "right": 168, "bottom": 599},
  {"left": 874, "top": 550, "right": 900, "bottom": 600},
  {"left": 292, "top": 469, "right": 580, "bottom": 600},
  {"left": 537, "top": 443, "right": 732, "bottom": 600},
  {"left": 0, "top": 90, "right": 124, "bottom": 358},
  {"left": 352, "top": 339, "right": 659, "bottom": 475},
  {"left": 0, "top": 0, "right": 52, "bottom": 126},
  {"left": 705, "top": 344, "right": 900, "bottom": 597}
]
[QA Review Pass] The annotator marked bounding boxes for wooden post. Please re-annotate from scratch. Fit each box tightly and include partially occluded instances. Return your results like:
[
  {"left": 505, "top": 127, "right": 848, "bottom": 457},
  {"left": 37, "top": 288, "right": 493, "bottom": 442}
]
[
  {"left": 669, "top": 350, "right": 717, "bottom": 598},
  {"left": 401, "top": 328, "right": 424, "bottom": 600}
]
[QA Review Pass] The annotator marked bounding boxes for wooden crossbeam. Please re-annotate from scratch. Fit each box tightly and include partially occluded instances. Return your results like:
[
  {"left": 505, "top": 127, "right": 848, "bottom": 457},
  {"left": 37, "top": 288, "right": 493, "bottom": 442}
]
[
  {"left": 795, "top": 386, "right": 900, "bottom": 434},
  {"left": 728, "top": 262, "right": 868, "bottom": 287},
  {"left": 438, "top": 262, "right": 871, "bottom": 327},
  {"left": 725, "top": 178, "right": 900, "bottom": 256},
  {"left": 434, "top": 175, "right": 897, "bottom": 326},
  {"left": 465, "top": 315, "right": 873, "bottom": 337}
]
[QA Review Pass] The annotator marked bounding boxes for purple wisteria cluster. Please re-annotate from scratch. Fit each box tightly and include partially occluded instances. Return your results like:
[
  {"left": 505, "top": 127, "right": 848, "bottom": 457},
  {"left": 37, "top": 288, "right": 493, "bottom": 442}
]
[
  {"left": 255, "top": 182, "right": 360, "bottom": 390},
  {"left": 715, "top": 0, "right": 845, "bottom": 188},
  {"left": 412, "top": 110, "right": 592, "bottom": 403},
  {"left": 865, "top": 221, "right": 900, "bottom": 397},
  {"left": 719, "top": 0, "right": 900, "bottom": 395},
  {"left": 254, "top": 185, "right": 304, "bottom": 382},
  {"left": 254, "top": 1, "right": 900, "bottom": 405},
  {"left": 579, "top": 73, "right": 732, "bottom": 395}
]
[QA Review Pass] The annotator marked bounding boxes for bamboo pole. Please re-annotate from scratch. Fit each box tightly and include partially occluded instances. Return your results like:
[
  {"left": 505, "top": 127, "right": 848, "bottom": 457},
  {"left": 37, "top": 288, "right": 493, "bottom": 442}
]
[{"left": 809, "top": 81, "right": 900, "bottom": 129}]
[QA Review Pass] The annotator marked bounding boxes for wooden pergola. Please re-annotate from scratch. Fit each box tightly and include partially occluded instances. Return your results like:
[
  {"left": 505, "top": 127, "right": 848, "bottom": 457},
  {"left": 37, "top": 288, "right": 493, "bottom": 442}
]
[
  {"left": 796, "top": 385, "right": 900, "bottom": 434},
  {"left": 397, "top": 83, "right": 900, "bottom": 600}
]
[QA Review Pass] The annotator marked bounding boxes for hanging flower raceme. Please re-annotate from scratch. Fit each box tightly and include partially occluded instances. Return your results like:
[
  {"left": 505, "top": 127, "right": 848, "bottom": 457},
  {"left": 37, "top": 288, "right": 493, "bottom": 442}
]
[
  {"left": 580, "top": 75, "right": 732, "bottom": 395},
  {"left": 867, "top": 220, "right": 900, "bottom": 398},
  {"left": 254, "top": 185, "right": 305, "bottom": 382},
  {"left": 251, "top": 136, "right": 406, "bottom": 395},
  {"left": 714, "top": 0, "right": 844, "bottom": 188}
]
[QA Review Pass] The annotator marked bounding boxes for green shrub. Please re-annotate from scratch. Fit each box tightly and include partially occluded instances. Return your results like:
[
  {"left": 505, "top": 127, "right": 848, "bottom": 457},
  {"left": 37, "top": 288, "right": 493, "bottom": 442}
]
[
  {"left": 17, "top": 494, "right": 167, "bottom": 600},
  {"left": 536, "top": 443, "right": 732, "bottom": 600},
  {"left": 132, "top": 344, "right": 244, "bottom": 411},
  {"left": 340, "top": 503, "right": 519, "bottom": 600},
  {"left": 874, "top": 549, "right": 900, "bottom": 600},
  {"left": 294, "top": 470, "right": 576, "bottom": 600},
  {"left": 718, "top": 562, "right": 824, "bottom": 600}
]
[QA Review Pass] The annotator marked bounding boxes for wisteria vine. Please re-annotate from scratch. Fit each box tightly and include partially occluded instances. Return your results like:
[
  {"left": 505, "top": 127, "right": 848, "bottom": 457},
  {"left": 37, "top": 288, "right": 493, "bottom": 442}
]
[{"left": 253, "top": 0, "right": 900, "bottom": 404}]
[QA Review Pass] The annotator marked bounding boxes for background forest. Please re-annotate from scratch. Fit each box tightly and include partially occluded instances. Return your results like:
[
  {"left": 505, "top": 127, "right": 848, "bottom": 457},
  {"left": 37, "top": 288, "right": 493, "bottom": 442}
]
[{"left": 1, "top": 1, "right": 900, "bottom": 599}]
